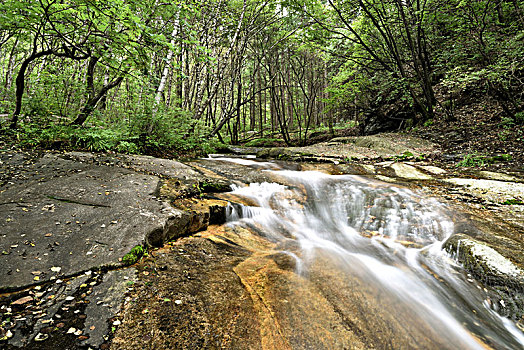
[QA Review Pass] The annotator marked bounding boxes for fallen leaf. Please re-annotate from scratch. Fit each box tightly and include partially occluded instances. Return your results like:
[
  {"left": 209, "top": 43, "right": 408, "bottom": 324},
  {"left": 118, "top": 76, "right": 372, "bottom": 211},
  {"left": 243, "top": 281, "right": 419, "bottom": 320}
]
[{"left": 11, "top": 296, "right": 33, "bottom": 305}]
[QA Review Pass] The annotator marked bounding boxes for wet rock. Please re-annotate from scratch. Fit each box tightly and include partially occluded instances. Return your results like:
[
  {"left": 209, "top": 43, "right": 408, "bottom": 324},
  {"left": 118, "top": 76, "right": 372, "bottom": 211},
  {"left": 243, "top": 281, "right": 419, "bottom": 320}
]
[
  {"left": 145, "top": 199, "right": 229, "bottom": 247},
  {"left": 444, "top": 234, "right": 524, "bottom": 319}
]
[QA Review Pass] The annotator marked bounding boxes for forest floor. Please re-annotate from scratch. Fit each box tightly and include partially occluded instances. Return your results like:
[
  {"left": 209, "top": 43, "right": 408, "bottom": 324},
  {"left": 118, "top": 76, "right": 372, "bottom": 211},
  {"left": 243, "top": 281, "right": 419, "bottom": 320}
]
[{"left": 409, "top": 95, "right": 523, "bottom": 171}]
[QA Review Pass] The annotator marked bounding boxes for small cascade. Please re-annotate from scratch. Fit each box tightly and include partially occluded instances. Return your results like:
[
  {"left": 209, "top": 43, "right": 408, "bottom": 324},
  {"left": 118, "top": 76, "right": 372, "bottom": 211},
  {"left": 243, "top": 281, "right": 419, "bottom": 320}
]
[{"left": 218, "top": 158, "right": 524, "bottom": 349}]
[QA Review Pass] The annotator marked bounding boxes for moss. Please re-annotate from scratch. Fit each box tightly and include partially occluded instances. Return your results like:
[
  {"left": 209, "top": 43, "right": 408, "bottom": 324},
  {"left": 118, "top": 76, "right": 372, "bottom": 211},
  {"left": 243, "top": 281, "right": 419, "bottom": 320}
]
[
  {"left": 122, "top": 245, "right": 145, "bottom": 266},
  {"left": 244, "top": 138, "right": 284, "bottom": 147}
]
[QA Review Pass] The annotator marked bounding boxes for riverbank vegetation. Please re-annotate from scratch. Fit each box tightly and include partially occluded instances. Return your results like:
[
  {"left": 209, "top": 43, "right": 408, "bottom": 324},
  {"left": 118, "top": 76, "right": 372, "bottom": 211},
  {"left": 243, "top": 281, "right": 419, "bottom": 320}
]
[{"left": 0, "top": 0, "right": 522, "bottom": 158}]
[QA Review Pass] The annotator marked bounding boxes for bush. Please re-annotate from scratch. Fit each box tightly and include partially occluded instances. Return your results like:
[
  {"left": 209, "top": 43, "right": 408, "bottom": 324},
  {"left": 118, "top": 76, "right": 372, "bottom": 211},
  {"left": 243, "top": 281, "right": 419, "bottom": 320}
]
[{"left": 129, "top": 105, "right": 219, "bottom": 156}]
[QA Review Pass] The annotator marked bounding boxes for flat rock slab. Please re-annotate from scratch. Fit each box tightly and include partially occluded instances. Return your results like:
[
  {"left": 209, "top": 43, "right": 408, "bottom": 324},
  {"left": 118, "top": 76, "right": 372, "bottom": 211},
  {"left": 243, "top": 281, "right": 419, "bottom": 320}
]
[
  {"left": 258, "top": 133, "right": 439, "bottom": 161},
  {"left": 0, "top": 153, "right": 178, "bottom": 291}
]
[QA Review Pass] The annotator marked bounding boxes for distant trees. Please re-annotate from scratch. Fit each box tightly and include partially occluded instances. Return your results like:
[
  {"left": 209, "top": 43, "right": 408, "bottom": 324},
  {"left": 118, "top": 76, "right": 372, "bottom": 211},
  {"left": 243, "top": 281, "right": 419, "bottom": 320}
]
[{"left": 0, "top": 0, "right": 522, "bottom": 150}]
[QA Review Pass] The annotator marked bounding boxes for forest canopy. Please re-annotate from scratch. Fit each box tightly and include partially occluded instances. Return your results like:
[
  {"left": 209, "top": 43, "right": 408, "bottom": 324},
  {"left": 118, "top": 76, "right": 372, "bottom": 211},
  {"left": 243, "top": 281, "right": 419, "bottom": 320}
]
[{"left": 0, "top": 0, "right": 522, "bottom": 155}]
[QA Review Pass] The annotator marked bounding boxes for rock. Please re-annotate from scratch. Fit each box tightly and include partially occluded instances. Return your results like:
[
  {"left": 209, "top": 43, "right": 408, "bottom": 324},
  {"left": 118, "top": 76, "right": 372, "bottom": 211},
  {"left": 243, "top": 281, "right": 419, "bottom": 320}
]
[
  {"left": 146, "top": 199, "right": 229, "bottom": 247},
  {"left": 444, "top": 234, "right": 524, "bottom": 319},
  {"left": 121, "top": 154, "right": 202, "bottom": 179},
  {"left": 444, "top": 178, "right": 524, "bottom": 203},
  {"left": 146, "top": 210, "right": 192, "bottom": 247},
  {"left": 82, "top": 268, "right": 136, "bottom": 348},
  {"left": 419, "top": 165, "right": 447, "bottom": 175},
  {"left": 0, "top": 153, "right": 187, "bottom": 291},
  {"left": 389, "top": 163, "right": 433, "bottom": 180},
  {"left": 254, "top": 133, "right": 438, "bottom": 162}
]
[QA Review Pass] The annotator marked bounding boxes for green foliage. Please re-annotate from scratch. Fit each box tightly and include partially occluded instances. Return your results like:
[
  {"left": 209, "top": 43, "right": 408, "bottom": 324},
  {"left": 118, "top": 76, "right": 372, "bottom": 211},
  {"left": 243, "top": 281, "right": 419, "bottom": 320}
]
[
  {"left": 515, "top": 112, "right": 524, "bottom": 125},
  {"left": 394, "top": 151, "right": 417, "bottom": 161},
  {"left": 122, "top": 245, "right": 145, "bottom": 266},
  {"left": 17, "top": 122, "right": 127, "bottom": 152},
  {"left": 74, "top": 128, "right": 120, "bottom": 151},
  {"left": 13, "top": 103, "right": 220, "bottom": 156},
  {"left": 489, "top": 154, "right": 512, "bottom": 162},
  {"left": 456, "top": 153, "right": 511, "bottom": 167},
  {"left": 128, "top": 105, "right": 220, "bottom": 156},
  {"left": 423, "top": 119, "right": 434, "bottom": 127},
  {"left": 456, "top": 153, "right": 487, "bottom": 167},
  {"left": 116, "top": 141, "right": 139, "bottom": 154},
  {"left": 502, "top": 199, "right": 524, "bottom": 205}
]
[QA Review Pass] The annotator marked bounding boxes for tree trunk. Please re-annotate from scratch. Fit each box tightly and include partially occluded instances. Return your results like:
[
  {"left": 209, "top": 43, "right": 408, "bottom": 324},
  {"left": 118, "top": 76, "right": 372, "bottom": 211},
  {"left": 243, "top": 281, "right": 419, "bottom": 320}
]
[
  {"left": 155, "top": 28, "right": 178, "bottom": 107},
  {"left": 72, "top": 76, "right": 124, "bottom": 125},
  {"left": 10, "top": 49, "right": 53, "bottom": 128}
]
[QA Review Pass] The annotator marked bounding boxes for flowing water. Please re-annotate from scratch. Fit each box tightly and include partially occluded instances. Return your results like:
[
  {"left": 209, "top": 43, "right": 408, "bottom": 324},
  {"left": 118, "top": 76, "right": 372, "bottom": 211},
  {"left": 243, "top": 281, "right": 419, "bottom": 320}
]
[{"left": 213, "top": 156, "right": 524, "bottom": 349}]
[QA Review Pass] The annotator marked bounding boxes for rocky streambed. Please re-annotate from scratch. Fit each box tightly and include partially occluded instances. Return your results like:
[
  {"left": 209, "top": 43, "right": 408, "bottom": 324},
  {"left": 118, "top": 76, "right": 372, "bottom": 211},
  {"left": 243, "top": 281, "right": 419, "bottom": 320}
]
[{"left": 1, "top": 134, "right": 523, "bottom": 349}]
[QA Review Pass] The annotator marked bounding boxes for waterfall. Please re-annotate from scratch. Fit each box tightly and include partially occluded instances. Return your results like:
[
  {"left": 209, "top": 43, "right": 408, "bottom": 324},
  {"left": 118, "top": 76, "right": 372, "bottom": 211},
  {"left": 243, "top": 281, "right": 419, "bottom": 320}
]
[{"left": 217, "top": 157, "right": 524, "bottom": 349}]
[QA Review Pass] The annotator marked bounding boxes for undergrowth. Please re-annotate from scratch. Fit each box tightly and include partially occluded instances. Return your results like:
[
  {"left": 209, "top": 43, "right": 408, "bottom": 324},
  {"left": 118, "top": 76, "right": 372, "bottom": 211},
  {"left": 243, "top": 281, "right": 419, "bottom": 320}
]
[{"left": 1, "top": 108, "right": 224, "bottom": 158}]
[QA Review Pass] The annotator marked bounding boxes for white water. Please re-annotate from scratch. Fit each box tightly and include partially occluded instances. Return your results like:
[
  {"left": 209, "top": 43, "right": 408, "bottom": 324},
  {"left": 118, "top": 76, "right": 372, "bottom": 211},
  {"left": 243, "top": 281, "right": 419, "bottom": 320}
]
[{"left": 219, "top": 158, "right": 524, "bottom": 349}]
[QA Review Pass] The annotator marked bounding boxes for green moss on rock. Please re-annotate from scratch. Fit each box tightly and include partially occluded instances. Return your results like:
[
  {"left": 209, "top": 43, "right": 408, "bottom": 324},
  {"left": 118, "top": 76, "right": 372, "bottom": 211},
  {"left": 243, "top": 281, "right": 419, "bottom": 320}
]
[{"left": 122, "top": 245, "right": 145, "bottom": 266}]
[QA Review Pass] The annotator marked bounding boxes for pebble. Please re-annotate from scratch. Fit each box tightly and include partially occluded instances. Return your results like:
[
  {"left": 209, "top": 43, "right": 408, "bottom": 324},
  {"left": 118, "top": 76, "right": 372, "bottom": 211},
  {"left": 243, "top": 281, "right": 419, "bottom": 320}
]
[{"left": 175, "top": 300, "right": 182, "bottom": 305}]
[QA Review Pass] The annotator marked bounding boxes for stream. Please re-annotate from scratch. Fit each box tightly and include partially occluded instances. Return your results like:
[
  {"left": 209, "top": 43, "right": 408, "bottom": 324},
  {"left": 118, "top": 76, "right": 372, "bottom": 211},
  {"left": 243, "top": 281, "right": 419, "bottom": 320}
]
[{"left": 214, "top": 156, "right": 524, "bottom": 349}]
